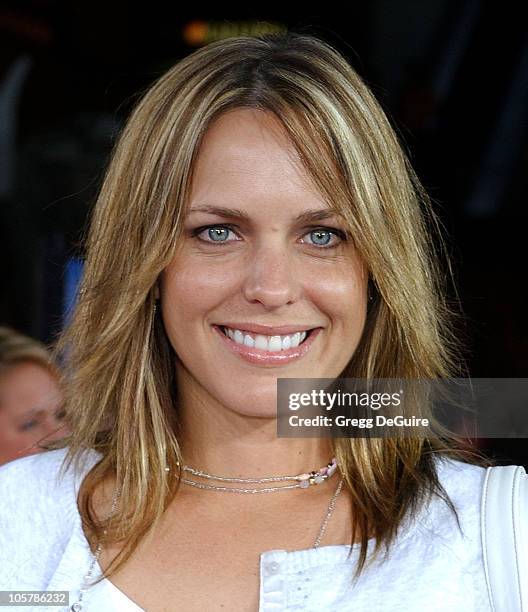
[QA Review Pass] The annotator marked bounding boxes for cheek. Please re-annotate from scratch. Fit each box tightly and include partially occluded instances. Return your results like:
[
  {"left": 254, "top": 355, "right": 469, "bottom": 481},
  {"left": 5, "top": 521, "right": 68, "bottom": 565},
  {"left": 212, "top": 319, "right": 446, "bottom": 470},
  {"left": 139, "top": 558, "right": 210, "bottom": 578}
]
[
  {"left": 0, "top": 414, "right": 31, "bottom": 447},
  {"left": 307, "top": 262, "right": 367, "bottom": 325},
  {"left": 160, "top": 258, "right": 242, "bottom": 347}
]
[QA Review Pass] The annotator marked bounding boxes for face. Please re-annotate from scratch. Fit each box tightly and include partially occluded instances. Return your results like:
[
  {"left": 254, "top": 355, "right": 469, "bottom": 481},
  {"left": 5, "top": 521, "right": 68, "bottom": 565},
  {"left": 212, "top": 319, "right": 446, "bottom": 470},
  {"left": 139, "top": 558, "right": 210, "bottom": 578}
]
[
  {"left": 0, "top": 361, "right": 68, "bottom": 466},
  {"left": 160, "top": 108, "right": 368, "bottom": 418}
]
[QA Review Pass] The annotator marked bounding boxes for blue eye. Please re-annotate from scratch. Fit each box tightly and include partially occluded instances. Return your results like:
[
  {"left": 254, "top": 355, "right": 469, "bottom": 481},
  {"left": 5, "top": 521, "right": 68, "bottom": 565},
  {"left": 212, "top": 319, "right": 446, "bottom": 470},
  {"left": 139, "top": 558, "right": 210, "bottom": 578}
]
[
  {"left": 206, "top": 227, "right": 233, "bottom": 242},
  {"left": 308, "top": 229, "right": 334, "bottom": 246},
  {"left": 191, "top": 225, "right": 346, "bottom": 249},
  {"left": 191, "top": 225, "right": 239, "bottom": 243}
]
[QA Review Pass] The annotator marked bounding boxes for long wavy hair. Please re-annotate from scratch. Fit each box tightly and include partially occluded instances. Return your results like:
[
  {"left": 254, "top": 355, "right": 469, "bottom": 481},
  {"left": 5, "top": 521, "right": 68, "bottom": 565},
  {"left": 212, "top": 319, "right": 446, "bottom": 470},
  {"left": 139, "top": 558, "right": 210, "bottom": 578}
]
[{"left": 48, "top": 32, "right": 491, "bottom": 584}]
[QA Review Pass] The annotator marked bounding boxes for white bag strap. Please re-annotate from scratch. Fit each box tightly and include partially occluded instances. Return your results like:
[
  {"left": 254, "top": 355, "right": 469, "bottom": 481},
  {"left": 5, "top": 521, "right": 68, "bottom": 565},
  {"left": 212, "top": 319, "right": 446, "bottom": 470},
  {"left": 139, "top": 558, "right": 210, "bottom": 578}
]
[{"left": 481, "top": 464, "right": 528, "bottom": 611}]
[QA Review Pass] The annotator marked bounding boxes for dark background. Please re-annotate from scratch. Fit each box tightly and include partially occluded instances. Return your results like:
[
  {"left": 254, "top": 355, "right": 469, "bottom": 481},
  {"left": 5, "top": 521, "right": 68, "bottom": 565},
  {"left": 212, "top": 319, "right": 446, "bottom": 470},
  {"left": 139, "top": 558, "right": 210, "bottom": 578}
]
[{"left": 1, "top": 1, "right": 526, "bottom": 466}]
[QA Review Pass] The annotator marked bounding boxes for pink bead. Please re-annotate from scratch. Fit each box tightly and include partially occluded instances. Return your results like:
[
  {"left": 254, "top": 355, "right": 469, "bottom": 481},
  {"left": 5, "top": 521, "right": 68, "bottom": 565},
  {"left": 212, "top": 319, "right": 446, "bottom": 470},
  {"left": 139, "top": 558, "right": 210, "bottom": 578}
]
[
  {"left": 298, "top": 473, "right": 310, "bottom": 481},
  {"left": 319, "top": 467, "right": 328, "bottom": 475},
  {"left": 327, "top": 464, "right": 337, "bottom": 476}
]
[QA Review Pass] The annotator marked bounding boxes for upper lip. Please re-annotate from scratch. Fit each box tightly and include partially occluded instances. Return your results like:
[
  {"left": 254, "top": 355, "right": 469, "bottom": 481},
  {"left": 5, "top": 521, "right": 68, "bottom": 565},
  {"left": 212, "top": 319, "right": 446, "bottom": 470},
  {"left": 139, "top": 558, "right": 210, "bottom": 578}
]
[{"left": 217, "top": 323, "right": 321, "bottom": 336}]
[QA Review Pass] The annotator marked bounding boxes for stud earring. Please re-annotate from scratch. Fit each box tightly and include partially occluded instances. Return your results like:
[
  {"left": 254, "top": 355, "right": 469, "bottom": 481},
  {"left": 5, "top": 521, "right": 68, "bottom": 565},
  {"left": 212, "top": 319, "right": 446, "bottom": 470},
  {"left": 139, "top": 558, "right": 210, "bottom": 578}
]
[{"left": 367, "top": 280, "right": 377, "bottom": 303}]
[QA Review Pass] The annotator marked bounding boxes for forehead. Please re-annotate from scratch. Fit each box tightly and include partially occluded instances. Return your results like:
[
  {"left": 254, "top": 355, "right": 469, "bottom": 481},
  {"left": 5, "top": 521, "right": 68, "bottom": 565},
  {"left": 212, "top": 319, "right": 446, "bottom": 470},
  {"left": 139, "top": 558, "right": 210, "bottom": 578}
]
[
  {"left": 186, "top": 108, "right": 334, "bottom": 220},
  {"left": 0, "top": 361, "right": 59, "bottom": 413}
]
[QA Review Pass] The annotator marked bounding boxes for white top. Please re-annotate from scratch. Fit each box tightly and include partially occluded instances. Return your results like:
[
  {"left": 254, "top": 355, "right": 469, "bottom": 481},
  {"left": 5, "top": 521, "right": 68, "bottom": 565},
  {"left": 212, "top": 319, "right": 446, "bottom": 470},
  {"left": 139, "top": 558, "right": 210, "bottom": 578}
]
[{"left": 0, "top": 448, "right": 493, "bottom": 611}]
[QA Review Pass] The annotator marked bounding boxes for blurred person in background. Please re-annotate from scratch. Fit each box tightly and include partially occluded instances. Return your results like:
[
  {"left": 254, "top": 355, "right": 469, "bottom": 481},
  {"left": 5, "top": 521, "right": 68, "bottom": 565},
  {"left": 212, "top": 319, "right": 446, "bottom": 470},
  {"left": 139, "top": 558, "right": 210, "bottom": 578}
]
[{"left": 0, "top": 326, "right": 69, "bottom": 466}]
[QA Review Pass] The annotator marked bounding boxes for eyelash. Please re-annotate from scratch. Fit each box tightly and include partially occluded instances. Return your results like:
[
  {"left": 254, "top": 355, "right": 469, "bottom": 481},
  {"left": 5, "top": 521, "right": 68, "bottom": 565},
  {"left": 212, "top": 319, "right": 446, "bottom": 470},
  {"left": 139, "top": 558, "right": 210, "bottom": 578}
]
[{"left": 191, "top": 224, "right": 347, "bottom": 249}]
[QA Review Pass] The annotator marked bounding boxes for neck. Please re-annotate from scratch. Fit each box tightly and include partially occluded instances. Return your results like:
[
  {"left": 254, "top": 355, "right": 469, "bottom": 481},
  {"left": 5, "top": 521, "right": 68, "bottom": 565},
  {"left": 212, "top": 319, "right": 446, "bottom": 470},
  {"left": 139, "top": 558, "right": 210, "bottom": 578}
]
[
  {"left": 180, "top": 413, "right": 334, "bottom": 478},
  {"left": 176, "top": 378, "right": 334, "bottom": 481}
]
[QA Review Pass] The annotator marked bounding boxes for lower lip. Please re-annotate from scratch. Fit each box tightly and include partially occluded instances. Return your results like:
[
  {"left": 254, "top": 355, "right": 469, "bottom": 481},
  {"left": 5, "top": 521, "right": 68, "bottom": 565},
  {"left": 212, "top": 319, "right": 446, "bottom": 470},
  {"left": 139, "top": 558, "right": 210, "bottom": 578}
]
[{"left": 212, "top": 325, "right": 322, "bottom": 365}]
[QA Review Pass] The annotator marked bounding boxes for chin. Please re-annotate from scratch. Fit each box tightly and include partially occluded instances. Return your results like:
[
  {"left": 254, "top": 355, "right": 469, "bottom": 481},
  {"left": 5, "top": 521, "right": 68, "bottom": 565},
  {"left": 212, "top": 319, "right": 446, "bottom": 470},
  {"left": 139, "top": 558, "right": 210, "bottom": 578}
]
[{"left": 222, "top": 388, "right": 279, "bottom": 419}]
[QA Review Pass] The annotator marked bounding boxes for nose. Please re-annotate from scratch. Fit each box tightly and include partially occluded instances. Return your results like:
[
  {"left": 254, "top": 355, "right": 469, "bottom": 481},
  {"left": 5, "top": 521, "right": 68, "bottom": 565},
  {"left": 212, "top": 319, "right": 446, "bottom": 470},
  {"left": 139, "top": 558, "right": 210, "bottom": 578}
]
[{"left": 242, "top": 242, "right": 301, "bottom": 309}]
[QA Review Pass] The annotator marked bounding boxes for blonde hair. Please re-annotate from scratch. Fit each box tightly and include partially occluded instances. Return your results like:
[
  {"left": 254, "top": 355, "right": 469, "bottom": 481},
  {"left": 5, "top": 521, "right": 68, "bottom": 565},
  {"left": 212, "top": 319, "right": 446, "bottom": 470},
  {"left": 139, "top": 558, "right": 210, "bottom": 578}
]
[
  {"left": 50, "top": 33, "right": 491, "bottom": 584},
  {"left": 0, "top": 326, "right": 58, "bottom": 379}
]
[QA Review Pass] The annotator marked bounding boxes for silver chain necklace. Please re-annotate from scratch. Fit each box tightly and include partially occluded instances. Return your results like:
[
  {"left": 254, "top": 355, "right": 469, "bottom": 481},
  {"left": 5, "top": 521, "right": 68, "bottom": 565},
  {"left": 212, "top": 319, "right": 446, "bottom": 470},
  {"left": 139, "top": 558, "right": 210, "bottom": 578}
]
[{"left": 71, "top": 463, "right": 343, "bottom": 612}]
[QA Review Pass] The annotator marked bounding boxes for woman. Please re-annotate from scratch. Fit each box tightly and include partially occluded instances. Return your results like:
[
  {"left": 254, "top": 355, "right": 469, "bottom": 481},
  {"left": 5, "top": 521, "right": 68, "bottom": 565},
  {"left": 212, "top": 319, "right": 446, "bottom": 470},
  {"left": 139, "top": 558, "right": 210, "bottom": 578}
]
[
  {"left": 0, "top": 33, "right": 523, "bottom": 611},
  {"left": 0, "top": 326, "right": 67, "bottom": 466}
]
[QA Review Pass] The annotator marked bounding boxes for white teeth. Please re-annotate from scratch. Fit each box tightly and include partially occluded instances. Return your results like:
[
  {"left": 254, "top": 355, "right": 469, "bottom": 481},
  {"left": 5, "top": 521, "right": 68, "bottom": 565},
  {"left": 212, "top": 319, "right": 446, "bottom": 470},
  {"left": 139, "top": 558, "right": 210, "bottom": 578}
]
[
  {"left": 222, "top": 326, "right": 312, "bottom": 352},
  {"left": 290, "top": 332, "right": 301, "bottom": 348},
  {"left": 268, "top": 336, "right": 282, "bottom": 351},
  {"left": 254, "top": 335, "right": 267, "bottom": 350}
]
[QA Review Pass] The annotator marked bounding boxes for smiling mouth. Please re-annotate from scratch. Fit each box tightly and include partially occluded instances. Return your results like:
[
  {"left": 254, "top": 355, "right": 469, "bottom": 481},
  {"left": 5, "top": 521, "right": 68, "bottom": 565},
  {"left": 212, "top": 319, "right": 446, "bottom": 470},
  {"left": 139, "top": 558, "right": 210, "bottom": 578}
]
[{"left": 219, "top": 325, "right": 315, "bottom": 352}]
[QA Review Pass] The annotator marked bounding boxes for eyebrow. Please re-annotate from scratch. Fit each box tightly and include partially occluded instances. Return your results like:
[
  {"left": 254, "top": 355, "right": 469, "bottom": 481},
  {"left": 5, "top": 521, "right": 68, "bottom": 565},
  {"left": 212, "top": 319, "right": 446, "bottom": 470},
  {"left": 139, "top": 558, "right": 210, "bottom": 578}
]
[
  {"left": 21, "top": 408, "right": 46, "bottom": 419},
  {"left": 188, "top": 205, "right": 342, "bottom": 224}
]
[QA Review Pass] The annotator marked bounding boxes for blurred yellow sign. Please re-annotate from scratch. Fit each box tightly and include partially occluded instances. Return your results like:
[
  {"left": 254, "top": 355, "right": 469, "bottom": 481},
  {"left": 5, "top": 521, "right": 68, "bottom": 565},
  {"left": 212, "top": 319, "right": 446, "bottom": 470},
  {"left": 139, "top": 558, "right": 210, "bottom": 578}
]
[{"left": 183, "top": 20, "right": 287, "bottom": 46}]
